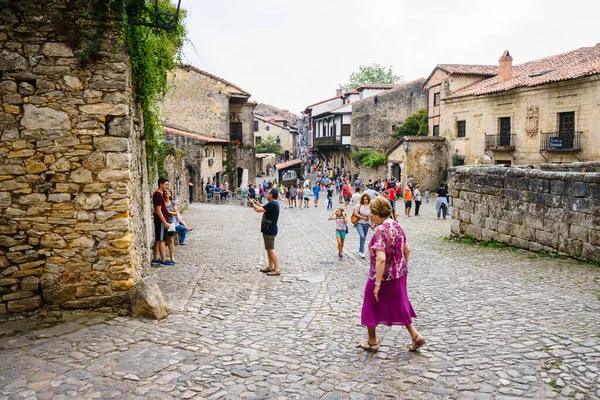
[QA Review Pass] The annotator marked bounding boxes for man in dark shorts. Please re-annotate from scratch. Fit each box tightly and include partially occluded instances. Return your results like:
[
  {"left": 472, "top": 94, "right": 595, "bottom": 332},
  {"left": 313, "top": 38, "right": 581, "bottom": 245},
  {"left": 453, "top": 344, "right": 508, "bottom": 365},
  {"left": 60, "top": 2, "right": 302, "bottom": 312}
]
[
  {"left": 152, "top": 177, "right": 174, "bottom": 266},
  {"left": 250, "top": 188, "right": 280, "bottom": 276}
]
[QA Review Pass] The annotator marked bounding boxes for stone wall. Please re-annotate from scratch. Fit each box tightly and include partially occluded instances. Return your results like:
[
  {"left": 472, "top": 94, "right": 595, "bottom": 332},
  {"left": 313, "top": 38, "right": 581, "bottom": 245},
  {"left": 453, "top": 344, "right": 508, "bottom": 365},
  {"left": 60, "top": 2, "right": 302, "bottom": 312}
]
[
  {"left": 449, "top": 162, "right": 600, "bottom": 261},
  {"left": 0, "top": 1, "right": 151, "bottom": 313},
  {"left": 164, "top": 154, "right": 190, "bottom": 210},
  {"left": 351, "top": 79, "right": 427, "bottom": 151},
  {"left": 387, "top": 137, "right": 448, "bottom": 192}
]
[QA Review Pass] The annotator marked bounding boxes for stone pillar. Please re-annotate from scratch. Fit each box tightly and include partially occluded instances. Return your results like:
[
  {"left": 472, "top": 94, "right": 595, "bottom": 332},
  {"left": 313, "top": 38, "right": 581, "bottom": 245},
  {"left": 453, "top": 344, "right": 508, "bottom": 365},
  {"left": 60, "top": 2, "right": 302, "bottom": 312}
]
[{"left": 0, "top": 1, "right": 152, "bottom": 314}]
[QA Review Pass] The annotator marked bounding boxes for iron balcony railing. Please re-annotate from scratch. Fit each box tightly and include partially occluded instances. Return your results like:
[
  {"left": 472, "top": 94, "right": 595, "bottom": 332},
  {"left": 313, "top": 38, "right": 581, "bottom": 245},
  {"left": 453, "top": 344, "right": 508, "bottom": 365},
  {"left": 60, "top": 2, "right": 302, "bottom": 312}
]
[
  {"left": 484, "top": 134, "right": 516, "bottom": 151},
  {"left": 540, "top": 131, "right": 582, "bottom": 152}
]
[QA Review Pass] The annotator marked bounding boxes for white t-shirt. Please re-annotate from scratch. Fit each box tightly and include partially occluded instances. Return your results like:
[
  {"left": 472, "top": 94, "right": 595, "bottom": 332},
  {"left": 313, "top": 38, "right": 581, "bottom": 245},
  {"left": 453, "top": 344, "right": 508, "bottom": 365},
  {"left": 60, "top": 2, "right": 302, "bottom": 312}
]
[
  {"left": 356, "top": 204, "right": 371, "bottom": 225},
  {"left": 352, "top": 193, "right": 361, "bottom": 207}
]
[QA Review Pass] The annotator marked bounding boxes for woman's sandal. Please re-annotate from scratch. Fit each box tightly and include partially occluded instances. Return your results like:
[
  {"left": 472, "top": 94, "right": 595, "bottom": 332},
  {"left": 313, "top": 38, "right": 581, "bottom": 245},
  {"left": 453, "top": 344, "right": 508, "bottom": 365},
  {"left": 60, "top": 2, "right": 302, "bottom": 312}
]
[
  {"left": 358, "top": 342, "right": 379, "bottom": 353},
  {"left": 259, "top": 268, "right": 272, "bottom": 273},
  {"left": 409, "top": 334, "right": 425, "bottom": 352}
]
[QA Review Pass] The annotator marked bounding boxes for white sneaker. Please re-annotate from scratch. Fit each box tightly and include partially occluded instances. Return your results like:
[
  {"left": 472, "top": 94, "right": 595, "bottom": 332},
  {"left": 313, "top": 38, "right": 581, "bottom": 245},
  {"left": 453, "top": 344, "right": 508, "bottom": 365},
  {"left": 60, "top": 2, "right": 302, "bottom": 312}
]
[{"left": 360, "top": 252, "right": 366, "bottom": 258}]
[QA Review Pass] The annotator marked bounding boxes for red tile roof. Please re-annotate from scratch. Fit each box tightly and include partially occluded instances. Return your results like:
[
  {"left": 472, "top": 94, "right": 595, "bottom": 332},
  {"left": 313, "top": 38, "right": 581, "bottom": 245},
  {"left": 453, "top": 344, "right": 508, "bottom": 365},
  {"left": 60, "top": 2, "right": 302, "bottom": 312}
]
[
  {"left": 437, "top": 64, "right": 499, "bottom": 76},
  {"left": 164, "top": 125, "right": 229, "bottom": 144},
  {"left": 356, "top": 83, "right": 404, "bottom": 91},
  {"left": 254, "top": 114, "right": 289, "bottom": 130},
  {"left": 275, "top": 159, "right": 303, "bottom": 170},
  {"left": 182, "top": 64, "right": 251, "bottom": 97},
  {"left": 448, "top": 44, "right": 600, "bottom": 98}
]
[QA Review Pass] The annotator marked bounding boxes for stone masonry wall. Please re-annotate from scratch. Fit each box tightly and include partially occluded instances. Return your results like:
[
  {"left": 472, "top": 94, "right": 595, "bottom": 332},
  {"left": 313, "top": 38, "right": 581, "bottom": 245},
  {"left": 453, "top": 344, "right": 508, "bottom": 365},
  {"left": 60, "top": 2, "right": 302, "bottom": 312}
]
[
  {"left": 351, "top": 80, "right": 427, "bottom": 151},
  {"left": 449, "top": 162, "right": 600, "bottom": 261},
  {"left": 0, "top": 1, "right": 151, "bottom": 313}
]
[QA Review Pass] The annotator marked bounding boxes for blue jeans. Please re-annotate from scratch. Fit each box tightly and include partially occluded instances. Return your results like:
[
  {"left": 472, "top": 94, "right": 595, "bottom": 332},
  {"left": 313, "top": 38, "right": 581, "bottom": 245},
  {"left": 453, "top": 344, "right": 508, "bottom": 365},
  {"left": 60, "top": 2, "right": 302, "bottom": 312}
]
[
  {"left": 176, "top": 224, "right": 187, "bottom": 244},
  {"left": 327, "top": 198, "right": 332, "bottom": 209},
  {"left": 356, "top": 223, "right": 370, "bottom": 253}
]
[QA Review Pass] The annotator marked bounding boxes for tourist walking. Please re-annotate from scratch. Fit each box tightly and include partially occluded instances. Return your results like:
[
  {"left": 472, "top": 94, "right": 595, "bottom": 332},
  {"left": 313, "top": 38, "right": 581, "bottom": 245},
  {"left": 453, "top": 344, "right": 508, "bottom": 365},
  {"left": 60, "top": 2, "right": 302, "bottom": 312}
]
[
  {"left": 425, "top": 189, "right": 429, "bottom": 203},
  {"left": 403, "top": 184, "right": 413, "bottom": 217},
  {"left": 313, "top": 182, "right": 320, "bottom": 207},
  {"left": 258, "top": 185, "right": 265, "bottom": 204},
  {"left": 342, "top": 181, "right": 352, "bottom": 208},
  {"left": 241, "top": 185, "right": 248, "bottom": 207},
  {"left": 297, "top": 186, "right": 304, "bottom": 209},
  {"left": 359, "top": 197, "right": 425, "bottom": 353},
  {"left": 328, "top": 208, "right": 348, "bottom": 260},
  {"left": 285, "top": 186, "right": 291, "bottom": 209},
  {"left": 326, "top": 184, "right": 334, "bottom": 209},
  {"left": 290, "top": 185, "right": 297, "bottom": 208},
  {"left": 251, "top": 189, "right": 281, "bottom": 276},
  {"left": 151, "top": 178, "right": 174, "bottom": 266},
  {"left": 435, "top": 184, "right": 450, "bottom": 219},
  {"left": 163, "top": 189, "right": 178, "bottom": 263},
  {"left": 352, "top": 187, "right": 362, "bottom": 208},
  {"left": 353, "top": 194, "right": 374, "bottom": 258},
  {"left": 414, "top": 184, "right": 422, "bottom": 216},
  {"left": 303, "top": 186, "right": 310, "bottom": 208}
]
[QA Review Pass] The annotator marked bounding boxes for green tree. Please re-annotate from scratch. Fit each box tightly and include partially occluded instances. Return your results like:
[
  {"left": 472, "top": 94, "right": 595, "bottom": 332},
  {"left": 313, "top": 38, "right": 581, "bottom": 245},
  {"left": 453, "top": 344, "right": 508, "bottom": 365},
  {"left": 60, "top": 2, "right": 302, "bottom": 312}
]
[
  {"left": 392, "top": 108, "right": 428, "bottom": 139},
  {"left": 341, "top": 63, "right": 402, "bottom": 91},
  {"left": 255, "top": 136, "right": 283, "bottom": 154}
]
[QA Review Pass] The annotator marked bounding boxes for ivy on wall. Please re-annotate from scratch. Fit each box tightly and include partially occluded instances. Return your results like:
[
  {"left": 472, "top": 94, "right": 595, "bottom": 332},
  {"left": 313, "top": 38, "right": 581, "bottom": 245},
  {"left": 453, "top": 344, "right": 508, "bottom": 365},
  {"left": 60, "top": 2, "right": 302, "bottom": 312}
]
[
  {"left": 352, "top": 150, "right": 387, "bottom": 168},
  {"left": 75, "top": 0, "right": 186, "bottom": 178}
]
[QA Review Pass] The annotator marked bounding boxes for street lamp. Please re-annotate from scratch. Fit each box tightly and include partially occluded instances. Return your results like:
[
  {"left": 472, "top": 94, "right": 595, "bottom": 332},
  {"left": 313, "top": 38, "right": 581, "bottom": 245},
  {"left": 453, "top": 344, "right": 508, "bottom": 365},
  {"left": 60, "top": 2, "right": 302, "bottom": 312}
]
[{"left": 403, "top": 141, "right": 409, "bottom": 154}]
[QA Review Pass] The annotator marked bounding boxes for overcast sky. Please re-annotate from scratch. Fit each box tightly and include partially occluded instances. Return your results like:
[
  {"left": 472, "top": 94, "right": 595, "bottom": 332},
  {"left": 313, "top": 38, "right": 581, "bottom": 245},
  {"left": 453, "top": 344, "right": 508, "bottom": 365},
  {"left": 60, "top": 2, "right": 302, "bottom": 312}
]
[{"left": 180, "top": 0, "right": 599, "bottom": 115}]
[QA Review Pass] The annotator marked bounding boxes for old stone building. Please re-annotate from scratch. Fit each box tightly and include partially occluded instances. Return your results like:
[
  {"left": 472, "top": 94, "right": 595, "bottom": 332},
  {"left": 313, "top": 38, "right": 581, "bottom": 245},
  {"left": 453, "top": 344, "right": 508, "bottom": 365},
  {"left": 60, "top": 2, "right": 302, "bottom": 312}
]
[
  {"left": 385, "top": 136, "right": 447, "bottom": 192},
  {"left": 159, "top": 65, "right": 257, "bottom": 191},
  {"left": 0, "top": 1, "right": 154, "bottom": 313},
  {"left": 163, "top": 125, "right": 228, "bottom": 203},
  {"left": 253, "top": 114, "right": 297, "bottom": 161},
  {"left": 425, "top": 44, "right": 600, "bottom": 167}
]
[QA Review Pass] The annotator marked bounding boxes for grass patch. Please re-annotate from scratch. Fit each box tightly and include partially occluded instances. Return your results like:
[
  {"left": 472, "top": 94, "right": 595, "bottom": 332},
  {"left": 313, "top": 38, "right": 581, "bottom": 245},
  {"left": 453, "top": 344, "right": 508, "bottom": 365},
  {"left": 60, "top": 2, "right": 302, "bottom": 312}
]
[
  {"left": 549, "top": 379, "right": 557, "bottom": 388},
  {"left": 445, "top": 236, "right": 516, "bottom": 251}
]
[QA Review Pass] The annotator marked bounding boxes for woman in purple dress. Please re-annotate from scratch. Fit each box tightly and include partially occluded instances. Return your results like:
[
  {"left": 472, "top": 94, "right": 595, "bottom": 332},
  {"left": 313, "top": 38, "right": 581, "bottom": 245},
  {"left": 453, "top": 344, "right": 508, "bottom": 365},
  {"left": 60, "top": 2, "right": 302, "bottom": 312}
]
[{"left": 359, "top": 196, "right": 425, "bottom": 353}]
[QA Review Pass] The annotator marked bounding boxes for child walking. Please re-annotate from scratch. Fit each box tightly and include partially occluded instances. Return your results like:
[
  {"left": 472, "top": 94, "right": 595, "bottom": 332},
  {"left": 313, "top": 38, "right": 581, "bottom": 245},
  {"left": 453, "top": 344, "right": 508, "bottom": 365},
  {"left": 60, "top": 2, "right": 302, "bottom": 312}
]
[{"left": 328, "top": 208, "right": 348, "bottom": 260}]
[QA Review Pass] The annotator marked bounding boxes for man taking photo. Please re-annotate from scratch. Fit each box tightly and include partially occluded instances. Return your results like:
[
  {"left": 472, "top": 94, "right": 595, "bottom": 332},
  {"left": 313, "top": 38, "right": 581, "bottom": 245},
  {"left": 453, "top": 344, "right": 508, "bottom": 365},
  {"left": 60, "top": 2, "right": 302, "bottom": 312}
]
[{"left": 250, "top": 188, "right": 281, "bottom": 276}]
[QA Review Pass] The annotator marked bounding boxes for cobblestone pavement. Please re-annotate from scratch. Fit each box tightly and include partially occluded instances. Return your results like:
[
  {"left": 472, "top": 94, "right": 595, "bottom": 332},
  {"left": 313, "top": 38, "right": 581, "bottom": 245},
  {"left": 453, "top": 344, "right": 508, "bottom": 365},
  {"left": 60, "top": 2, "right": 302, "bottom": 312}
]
[{"left": 1, "top": 196, "right": 599, "bottom": 399}]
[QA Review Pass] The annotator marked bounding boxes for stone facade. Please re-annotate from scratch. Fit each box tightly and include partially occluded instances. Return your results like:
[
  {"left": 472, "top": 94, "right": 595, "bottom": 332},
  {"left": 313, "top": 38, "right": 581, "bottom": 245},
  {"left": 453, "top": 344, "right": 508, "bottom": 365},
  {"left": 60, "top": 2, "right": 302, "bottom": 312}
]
[
  {"left": 160, "top": 66, "right": 256, "bottom": 190},
  {"left": 163, "top": 126, "right": 228, "bottom": 202},
  {"left": 0, "top": 1, "right": 153, "bottom": 313},
  {"left": 351, "top": 79, "right": 428, "bottom": 151},
  {"left": 254, "top": 116, "right": 295, "bottom": 160},
  {"left": 163, "top": 153, "right": 190, "bottom": 210},
  {"left": 449, "top": 162, "right": 600, "bottom": 261},
  {"left": 386, "top": 136, "right": 448, "bottom": 192},
  {"left": 441, "top": 75, "right": 600, "bottom": 166}
]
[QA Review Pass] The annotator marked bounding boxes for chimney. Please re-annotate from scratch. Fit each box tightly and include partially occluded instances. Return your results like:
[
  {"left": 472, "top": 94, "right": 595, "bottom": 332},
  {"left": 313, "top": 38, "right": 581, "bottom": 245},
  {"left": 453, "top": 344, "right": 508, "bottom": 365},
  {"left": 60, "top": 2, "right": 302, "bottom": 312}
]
[
  {"left": 498, "top": 50, "right": 513, "bottom": 82},
  {"left": 336, "top": 88, "right": 342, "bottom": 97}
]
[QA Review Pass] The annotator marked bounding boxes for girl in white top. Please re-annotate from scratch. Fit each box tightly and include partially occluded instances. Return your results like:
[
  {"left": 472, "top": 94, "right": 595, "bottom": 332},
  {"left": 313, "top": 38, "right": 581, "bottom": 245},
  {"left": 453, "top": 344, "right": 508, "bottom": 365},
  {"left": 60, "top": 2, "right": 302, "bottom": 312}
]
[{"left": 353, "top": 194, "right": 374, "bottom": 258}]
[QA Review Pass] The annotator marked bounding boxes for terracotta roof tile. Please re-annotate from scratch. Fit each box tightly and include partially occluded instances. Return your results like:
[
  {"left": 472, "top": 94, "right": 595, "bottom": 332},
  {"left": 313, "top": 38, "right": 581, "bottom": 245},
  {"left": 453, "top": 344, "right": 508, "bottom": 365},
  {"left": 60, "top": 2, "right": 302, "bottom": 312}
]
[
  {"left": 254, "top": 114, "right": 289, "bottom": 129},
  {"left": 437, "top": 64, "right": 499, "bottom": 76},
  {"left": 356, "top": 83, "right": 404, "bottom": 91},
  {"left": 448, "top": 44, "right": 600, "bottom": 98},
  {"left": 305, "top": 95, "right": 343, "bottom": 109},
  {"left": 163, "top": 125, "right": 229, "bottom": 144},
  {"left": 275, "top": 159, "right": 303, "bottom": 170}
]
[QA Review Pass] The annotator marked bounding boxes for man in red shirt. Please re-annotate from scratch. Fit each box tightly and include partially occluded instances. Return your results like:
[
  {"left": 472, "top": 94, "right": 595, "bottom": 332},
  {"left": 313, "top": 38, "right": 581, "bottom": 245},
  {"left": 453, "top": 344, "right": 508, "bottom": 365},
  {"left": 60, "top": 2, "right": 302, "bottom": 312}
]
[
  {"left": 388, "top": 185, "right": 398, "bottom": 221},
  {"left": 342, "top": 181, "right": 353, "bottom": 208},
  {"left": 152, "top": 177, "right": 174, "bottom": 266}
]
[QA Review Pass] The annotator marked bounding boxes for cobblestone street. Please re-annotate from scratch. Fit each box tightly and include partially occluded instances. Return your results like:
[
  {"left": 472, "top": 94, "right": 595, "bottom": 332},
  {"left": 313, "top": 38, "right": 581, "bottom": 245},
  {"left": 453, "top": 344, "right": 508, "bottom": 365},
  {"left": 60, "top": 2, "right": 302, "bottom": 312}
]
[{"left": 1, "top": 198, "right": 599, "bottom": 399}]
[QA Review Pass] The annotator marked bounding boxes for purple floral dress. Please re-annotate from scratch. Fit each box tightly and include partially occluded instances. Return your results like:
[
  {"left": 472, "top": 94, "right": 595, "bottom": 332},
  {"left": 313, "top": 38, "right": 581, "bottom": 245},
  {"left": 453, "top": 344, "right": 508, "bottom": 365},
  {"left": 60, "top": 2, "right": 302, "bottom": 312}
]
[
  {"left": 368, "top": 222, "right": 408, "bottom": 281},
  {"left": 361, "top": 221, "right": 416, "bottom": 327}
]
